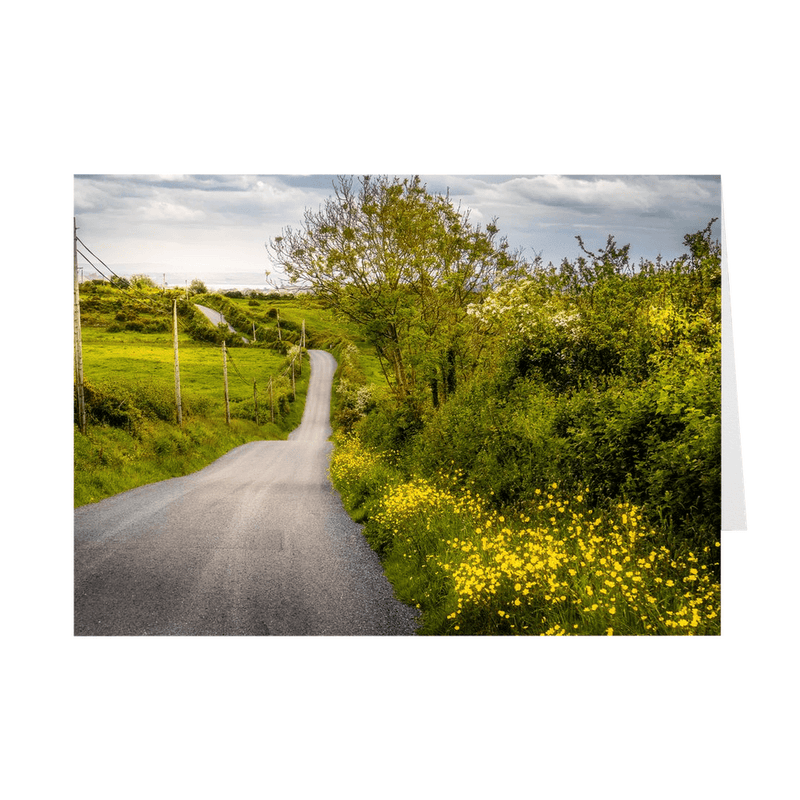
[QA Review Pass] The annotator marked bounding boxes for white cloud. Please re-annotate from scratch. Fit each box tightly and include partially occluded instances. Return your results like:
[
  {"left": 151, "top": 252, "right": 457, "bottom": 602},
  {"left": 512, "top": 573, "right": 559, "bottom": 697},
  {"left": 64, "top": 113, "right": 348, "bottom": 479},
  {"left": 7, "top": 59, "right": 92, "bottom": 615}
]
[
  {"left": 137, "top": 199, "right": 206, "bottom": 223},
  {"left": 421, "top": 175, "right": 720, "bottom": 262},
  {"left": 74, "top": 174, "right": 721, "bottom": 280}
]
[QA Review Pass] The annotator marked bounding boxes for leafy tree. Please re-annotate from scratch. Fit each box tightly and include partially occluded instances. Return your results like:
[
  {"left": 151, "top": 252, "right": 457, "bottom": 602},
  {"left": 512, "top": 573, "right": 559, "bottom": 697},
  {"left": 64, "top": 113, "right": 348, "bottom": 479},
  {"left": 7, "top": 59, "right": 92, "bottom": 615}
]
[
  {"left": 268, "top": 175, "right": 524, "bottom": 408},
  {"left": 129, "top": 274, "right": 157, "bottom": 289},
  {"left": 189, "top": 278, "right": 208, "bottom": 294}
]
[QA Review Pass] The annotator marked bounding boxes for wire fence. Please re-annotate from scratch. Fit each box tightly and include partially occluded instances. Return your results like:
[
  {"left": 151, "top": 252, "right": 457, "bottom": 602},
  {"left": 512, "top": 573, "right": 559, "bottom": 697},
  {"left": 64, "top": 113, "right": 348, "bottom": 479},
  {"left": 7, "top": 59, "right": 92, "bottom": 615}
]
[{"left": 74, "top": 231, "right": 309, "bottom": 431}]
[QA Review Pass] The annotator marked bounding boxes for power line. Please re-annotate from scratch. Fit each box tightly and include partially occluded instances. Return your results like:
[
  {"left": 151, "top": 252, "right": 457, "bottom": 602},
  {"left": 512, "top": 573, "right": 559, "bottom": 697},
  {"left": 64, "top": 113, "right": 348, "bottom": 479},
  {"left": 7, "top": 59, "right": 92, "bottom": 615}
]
[
  {"left": 75, "top": 230, "right": 305, "bottom": 407},
  {"left": 224, "top": 347, "right": 254, "bottom": 387},
  {"left": 76, "top": 232, "right": 267, "bottom": 340},
  {"left": 76, "top": 239, "right": 193, "bottom": 330},
  {"left": 76, "top": 246, "right": 113, "bottom": 281},
  {"left": 76, "top": 236, "right": 127, "bottom": 283}
]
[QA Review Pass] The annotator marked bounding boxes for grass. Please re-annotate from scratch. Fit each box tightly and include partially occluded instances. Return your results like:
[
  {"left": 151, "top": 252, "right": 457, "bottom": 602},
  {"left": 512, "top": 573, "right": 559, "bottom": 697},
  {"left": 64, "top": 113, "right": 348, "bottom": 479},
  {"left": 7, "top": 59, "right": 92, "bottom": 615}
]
[
  {"left": 74, "top": 416, "right": 287, "bottom": 507},
  {"left": 80, "top": 326, "right": 296, "bottom": 416},
  {"left": 220, "top": 294, "right": 386, "bottom": 383},
  {"left": 329, "top": 434, "right": 721, "bottom": 636},
  {"left": 74, "top": 283, "right": 314, "bottom": 507}
]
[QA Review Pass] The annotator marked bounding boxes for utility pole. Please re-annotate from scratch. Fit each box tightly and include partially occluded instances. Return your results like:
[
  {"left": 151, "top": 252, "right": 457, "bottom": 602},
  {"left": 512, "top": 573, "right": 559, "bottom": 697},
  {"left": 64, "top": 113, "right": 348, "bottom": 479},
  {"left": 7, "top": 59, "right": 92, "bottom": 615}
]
[
  {"left": 222, "top": 341, "right": 231, "bottom": 425},
  {"left": 298, "top": 320, "right": 306, "bottom": 375},
  {"left": 173, "top": 299, "right": 183, "bottom": 426},
  {"left": 74, "top": 218, "right": 87, "bottom": 434},
  {"left": 269, "top": 376, "right": 274, "bottom": 424}
]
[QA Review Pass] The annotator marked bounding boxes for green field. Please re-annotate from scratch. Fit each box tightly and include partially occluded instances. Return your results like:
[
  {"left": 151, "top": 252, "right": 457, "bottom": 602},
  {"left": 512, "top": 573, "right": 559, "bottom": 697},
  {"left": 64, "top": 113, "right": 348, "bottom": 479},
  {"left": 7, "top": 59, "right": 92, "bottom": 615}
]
[
  {"left": 211, "top": 293, "right": 386, "bottom": 387},
  {"left": 80, "top": 326, "right": 296, "bottom": 418},
  {"left": 73, "top": 283, "right": 336, "bottom": 506}
]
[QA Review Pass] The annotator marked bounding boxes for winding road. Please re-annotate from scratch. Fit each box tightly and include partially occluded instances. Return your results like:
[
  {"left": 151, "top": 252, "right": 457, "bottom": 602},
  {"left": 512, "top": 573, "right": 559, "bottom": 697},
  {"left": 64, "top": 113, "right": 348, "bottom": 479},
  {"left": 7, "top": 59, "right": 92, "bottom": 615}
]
[
  {"left": 194, "top": 303, "right": 249, "bottom": 342},
  {"left": 74, "top": 350, "right": 419, "bottom": 636}
]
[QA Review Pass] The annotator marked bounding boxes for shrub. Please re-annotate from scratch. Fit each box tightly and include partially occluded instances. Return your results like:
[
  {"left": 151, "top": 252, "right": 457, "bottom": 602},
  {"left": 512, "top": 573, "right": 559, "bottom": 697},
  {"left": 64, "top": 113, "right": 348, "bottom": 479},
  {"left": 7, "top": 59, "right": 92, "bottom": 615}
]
[
  {"left": 359, "top": 396, "right": 424, "bottom": 457},
  {"left": 130, "top": 381, "right": 178, "bottom": 422},
  {"left": 130, "top": 274, "right": 157, "bottom": 289},
  {"left": 78, "top": 381, "right": 144, "bottom": 434},
  {"left": 143, "top": 319, "right": 170, "bottom": 333}
]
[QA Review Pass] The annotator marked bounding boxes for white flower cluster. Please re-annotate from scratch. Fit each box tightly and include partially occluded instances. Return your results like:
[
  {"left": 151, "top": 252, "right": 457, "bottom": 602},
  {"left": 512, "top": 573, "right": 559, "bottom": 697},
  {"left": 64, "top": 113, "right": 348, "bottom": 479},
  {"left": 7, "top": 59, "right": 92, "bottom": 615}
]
[
  {"left": 467, "top": 279, "right": 581, "bottom": 342},
  {"left": 354, "top": 384, "right": 374, "bottom": 413},
  {"left": 551, "top": 310, "right": 580, "bottom": 329},
  {"left": 336, "top": 378, "right": 374, "bottom": 413}
]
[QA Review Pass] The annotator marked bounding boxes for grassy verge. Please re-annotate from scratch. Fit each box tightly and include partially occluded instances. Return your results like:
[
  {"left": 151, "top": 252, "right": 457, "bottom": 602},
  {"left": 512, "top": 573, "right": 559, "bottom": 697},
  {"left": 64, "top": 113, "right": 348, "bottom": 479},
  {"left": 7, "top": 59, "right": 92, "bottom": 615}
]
[
  {"left": 329, "top": 434, "right": 720, "bottom": 636},
  {"left": 76, "top": 417, "right": 274, "bottom": 506},
  {"left": 74, "top": 370, "right": 309, "bottom": 507}
]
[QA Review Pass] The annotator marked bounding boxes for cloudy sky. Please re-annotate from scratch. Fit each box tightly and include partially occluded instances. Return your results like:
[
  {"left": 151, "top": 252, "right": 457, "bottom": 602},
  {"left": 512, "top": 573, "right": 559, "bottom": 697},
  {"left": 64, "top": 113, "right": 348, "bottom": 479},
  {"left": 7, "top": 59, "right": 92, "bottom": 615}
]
[{"left": 73, "top": 174, "right": 721, "bottom": 288}]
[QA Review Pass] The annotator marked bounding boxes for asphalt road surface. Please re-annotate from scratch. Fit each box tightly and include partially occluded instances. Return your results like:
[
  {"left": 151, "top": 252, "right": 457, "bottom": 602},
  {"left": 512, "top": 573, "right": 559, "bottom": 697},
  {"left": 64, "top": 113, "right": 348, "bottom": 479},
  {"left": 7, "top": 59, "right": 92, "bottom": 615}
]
[
  {"left": 74, "top": 349, "right": 419, "bottom": 636},
  {"left": 194, "top": 303, "right": 249, "bottom": 342}
]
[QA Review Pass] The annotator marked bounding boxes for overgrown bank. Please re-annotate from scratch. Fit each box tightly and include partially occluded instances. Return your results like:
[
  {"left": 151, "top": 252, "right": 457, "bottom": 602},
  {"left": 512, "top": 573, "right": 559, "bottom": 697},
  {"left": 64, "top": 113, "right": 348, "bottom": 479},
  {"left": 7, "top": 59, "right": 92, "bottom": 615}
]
[
  {"left": 305, "top": 178, "right": 721, "bottom": 635},
  {"left": 330, "top": 435, "right": 719, "bottom": 635}
]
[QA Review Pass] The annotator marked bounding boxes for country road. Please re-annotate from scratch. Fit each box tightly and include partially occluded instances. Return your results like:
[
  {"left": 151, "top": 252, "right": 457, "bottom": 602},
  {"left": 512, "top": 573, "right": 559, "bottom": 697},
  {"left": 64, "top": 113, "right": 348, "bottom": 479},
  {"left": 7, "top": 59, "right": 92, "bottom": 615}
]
[
  {"left": 74, "top": 349, "right": 419, "bottom": 636},
  {"left": 194, "top": 303, "right": 248, "bottom": 342}
]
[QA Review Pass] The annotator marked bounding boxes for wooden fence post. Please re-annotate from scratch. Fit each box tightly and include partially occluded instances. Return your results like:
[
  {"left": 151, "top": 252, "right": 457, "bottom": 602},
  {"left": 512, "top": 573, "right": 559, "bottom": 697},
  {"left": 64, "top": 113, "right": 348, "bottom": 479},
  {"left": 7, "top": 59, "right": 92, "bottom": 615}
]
[
  {"left": 222, "top": 341, "right": 230, "bottom": 426},
  {"left": 73, "top": 217, "right": 87, "bottom": 434},
  {"left": 173, "top": 299, "right": 183, "bottom": 426},
  {"left": 269, "top": 376, "right": 274, "bottom": 423}
]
